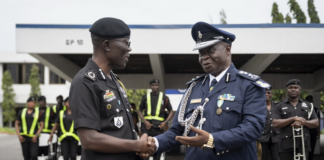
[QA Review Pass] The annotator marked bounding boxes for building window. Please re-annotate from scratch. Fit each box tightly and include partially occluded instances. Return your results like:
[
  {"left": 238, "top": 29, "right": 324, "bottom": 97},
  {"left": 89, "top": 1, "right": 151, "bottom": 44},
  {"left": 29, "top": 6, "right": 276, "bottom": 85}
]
[
  {"left": 3, "top": 63, "right": 44, "bottom": 84},
  {"left": 49, "top": 70, "right": 66, "bottom": 84}
]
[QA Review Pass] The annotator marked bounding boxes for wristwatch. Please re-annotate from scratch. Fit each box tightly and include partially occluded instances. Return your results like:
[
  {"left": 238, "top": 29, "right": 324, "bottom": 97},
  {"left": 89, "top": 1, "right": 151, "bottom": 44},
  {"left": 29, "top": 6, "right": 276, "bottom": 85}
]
[{"left": 201, "top": 134, "right": 214, "bottom": 151}]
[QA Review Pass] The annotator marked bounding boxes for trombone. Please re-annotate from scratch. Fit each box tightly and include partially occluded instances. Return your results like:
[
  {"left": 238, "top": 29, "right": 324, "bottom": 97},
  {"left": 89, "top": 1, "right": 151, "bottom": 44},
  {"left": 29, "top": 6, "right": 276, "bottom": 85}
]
[{"left": 292, "top": 125, "right": 306, "bottom": 160}]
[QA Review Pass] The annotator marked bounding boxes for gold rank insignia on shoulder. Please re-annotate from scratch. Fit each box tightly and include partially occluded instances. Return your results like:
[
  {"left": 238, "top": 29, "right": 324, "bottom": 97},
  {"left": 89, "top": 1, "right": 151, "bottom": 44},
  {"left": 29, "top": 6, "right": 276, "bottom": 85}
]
[
  {"left": 256, "top": 81, "right": 270, "bottom": 88},
  {"left": 190, "top": 98, "right": 202, "bottom": 104}
]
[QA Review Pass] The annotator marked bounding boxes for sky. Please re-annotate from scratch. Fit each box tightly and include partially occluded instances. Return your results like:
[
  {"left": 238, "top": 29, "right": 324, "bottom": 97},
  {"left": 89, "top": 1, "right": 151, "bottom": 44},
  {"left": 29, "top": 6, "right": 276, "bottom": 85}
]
[{"left": 0, "top": 0, "right": 323, "bottom": 52}]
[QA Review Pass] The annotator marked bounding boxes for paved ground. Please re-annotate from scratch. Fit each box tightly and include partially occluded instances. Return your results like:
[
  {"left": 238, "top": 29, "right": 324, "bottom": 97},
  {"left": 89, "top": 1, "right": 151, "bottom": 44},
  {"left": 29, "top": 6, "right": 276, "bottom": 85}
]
[{"left": 0, "top": 134, "right": 323, "bottom": 160}]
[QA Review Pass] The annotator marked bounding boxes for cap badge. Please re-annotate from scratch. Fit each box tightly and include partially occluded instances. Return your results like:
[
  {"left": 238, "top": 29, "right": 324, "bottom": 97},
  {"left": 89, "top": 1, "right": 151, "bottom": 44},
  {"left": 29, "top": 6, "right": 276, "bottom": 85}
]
[
  {"left": 198, "top": 31, "right": 202, "bottom": 39},
  {"left": 295, "top": 81, "right": 298, "bottom": 84}
]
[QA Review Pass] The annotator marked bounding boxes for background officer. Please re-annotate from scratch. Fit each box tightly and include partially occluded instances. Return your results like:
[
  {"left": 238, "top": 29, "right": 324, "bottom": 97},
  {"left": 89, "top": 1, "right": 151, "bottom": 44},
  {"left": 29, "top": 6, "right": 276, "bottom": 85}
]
[
  {"left": 15, "top": 97, "right": 45, "bottom": 160},
  {"left": 69, "top": 17, "right": 155, "bottom": 160},
  {"left": 38, "top": 95, "right": 55, "bottom": 157},
  {"left": 49, "top": 97, "right": 79, "bottom": 160},
  {"left": 138, "top": 79, "right": 173, "bottom": 160},
  {"left": 272, "top": 79, "right": 319, "bottom": 160},
  {"left": 304, "top": 95, "right": 320, "bottom": 160},
  {"left": 52, "top": 95, "right": 64, "bottom": 115},
  {"left": 257, "top": 87, "right": 280, "bottom": 160},
  {"left": 142, "top": 22, "right": 269, "bottom": 160}
]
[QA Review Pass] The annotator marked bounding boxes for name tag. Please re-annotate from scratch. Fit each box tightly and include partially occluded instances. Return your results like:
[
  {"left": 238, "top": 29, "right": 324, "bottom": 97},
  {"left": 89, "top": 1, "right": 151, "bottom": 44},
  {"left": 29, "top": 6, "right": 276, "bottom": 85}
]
[
  {"left": 190, "top": 98, "right": 202, "bottom": 104},
  {"left": 282, "top": 107, "right": 288, "bottom": 110}
]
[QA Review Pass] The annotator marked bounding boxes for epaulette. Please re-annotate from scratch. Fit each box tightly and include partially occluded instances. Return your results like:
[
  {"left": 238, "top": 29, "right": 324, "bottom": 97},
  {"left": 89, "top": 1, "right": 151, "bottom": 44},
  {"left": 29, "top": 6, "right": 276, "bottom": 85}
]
[
  {"left": 185, "top": 74, "right": 207, "bottom": 86},
  {"left": 237, "top": 70, "right": 260, "bottom": 81},
  {"left": 237, "top": 70, "right": 271, "bottom": 89},
  {"left": 84, "top": 70, "right": 96, "bottom": 81},
  {"left": 273, "top": 101, "right": 279, "bottom": 105}
]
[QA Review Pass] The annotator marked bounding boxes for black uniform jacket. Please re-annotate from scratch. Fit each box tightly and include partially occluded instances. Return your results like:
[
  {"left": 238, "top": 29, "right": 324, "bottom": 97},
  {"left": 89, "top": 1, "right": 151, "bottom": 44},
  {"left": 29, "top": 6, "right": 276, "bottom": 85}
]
[
  {"left": 16, "top": 108, "right": 45, "bottom": 135},
  {"left": 272, "top": 98, "right": 318, "bottom": 152},
  {"left": 69, "top": 59, "right": 138, "bottom": 160},
  {"left": 258, "top": 101, "right": 280, "bottom": 143},
  {"left": 55, "top": 111, "right": 77, "bottom": 137}
]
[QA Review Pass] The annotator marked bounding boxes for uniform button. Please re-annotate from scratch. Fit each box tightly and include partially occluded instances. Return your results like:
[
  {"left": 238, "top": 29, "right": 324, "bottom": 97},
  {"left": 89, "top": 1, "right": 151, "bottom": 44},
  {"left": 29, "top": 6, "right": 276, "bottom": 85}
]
[
  {"left": 286, "top": 136, "right": 288, "bottom": 138},
  {"left": 226, "top": 107, "right": 229, "bottom": 110},
  {"left": 217, "top": 153, "right": 220, "bottom": 155},
  {"left": 222, "top": 151, "right": 224, "bottom": 154},
  {"left": 270, "top": 118, "right": 272, "bottom": 120},
  {"left": 269, "top": 112, "right": 271, "bottom": 114},
  {"left": 226, "top": 150, "right": 229, "bottom": 152},
  {"left": 271, "top": 131, "right": 272, "bottom": 133},
  {"left": 205, "top": 98, "right": 209, "bottom": 102},
  {"left": 271, "top": 124, "right": 273, "bottom": 126},
  {"left": 188, "top": 109, "right": 190, "bottom": 111},
  {"left": 133, "top": 130, "right": 135, "bottom": 132},
  {"left": 305, "top": 134, "right": 307, "bottom": 136},
  {"left": 127, "top": 109, "right": 129, "bottom": 112},
  {"left": 262, "top": 131, "right": 264, "bottom": 134},
  {"left": 192, "top": 78, "right": 195, "bottom": 80}
]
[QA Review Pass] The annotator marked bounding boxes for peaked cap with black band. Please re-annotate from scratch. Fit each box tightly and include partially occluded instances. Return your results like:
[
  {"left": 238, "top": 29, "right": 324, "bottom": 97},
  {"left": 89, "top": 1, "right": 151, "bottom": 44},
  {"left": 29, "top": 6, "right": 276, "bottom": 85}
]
[
  {"left": 150, "top": 79, "right": 160, "bottom": 84},
  {"left": 90, "top": 17, "right": 131, "bottom": 38},
  {"left": 285, "top": 79, "right": 301, "bottom": 87},
  {"left": 191, "top": 22, "right": 235, "bottom": 51}
]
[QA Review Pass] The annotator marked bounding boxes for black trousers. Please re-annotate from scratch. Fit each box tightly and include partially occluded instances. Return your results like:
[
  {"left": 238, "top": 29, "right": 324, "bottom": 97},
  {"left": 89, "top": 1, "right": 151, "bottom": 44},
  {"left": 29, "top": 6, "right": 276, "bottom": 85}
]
[
  {"left": 308, "top": 131, "right": 318, "bottom": 160},
  {"left": 260, "top": 137, "right": 280, "bottom": 160},
  {"left": 60, "top": 137, "right": 78, "bottom": 160},
  {"left": 21, "top": 136, "right": 39, "bottom": 160},
  {"left": 280, "top": 150, "right": 308, "bottom": 160}
]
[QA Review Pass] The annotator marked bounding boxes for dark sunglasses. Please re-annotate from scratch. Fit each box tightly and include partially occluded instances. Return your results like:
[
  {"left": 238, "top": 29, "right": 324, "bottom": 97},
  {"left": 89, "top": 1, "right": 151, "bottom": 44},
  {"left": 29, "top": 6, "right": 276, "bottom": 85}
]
[{"left": 108, "top": 39, "right": 131, "bottom": 48}]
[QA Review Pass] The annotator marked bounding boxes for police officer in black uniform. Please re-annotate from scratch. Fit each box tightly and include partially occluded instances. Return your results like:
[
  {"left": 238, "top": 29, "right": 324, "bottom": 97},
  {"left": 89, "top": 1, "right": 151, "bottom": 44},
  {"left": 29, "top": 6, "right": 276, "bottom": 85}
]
[
  {"left": 69, "top": 17, "right": 155, "bottom": 160},
  {"left": 38, "top": 96, "right": 55, "bottom": 156},
  {"left": 49, "top": 97, "right": 79, "bottom": 160},
  {"left": 273, "top": 79, "right": 319, "bottom": 160},
  {"left": 257, "top": 87, "right": 280, "bottom": 160},
  {"left": 138, "top": 79, "right": 173, "bottom": 160},
  {"left": 15, "top": 97, "right": 45, "bottom": 160}
]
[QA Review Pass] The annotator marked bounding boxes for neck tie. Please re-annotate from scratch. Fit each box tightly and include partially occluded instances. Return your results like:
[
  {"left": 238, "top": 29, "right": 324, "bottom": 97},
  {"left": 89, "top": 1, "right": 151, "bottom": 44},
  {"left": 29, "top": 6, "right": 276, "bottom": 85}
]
[{"left": 210, "top": 79, "right": 217, "bottom": 91}]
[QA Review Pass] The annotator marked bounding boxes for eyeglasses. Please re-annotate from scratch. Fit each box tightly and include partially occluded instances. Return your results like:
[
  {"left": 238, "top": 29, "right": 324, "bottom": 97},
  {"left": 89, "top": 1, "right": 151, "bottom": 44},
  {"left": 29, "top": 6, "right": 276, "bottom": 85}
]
[{"left": 108, "top": 39, "right": 131, "bottom": 48}]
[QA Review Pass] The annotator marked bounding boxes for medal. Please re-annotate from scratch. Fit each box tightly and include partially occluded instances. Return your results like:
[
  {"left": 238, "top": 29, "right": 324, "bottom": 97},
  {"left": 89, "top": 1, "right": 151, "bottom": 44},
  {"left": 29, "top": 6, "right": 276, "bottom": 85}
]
[
  {"left": 216, "top": 99, "right": 224, "bottom": 115},
  {"left": 216, "top": 108, "right": 222, "bottom": 115}
]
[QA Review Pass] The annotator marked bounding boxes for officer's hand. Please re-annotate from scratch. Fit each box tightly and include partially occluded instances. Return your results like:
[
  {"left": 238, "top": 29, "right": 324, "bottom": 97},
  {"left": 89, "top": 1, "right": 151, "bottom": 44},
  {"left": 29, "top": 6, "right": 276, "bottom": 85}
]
[
  {"left": 136, "top": 134, "right": 156, "bottom": 159},
  {"left": 158, "top": 121, "right": 166, "bottom": 130},
  {"left": 144, "top": 120, "right": 153, "bottom": 130},
  {"left": 31, "top": 135, "right": 38, "bottom": 143},
  {"left": 19, "top": 135, "right": 25, "bottom": 143},
  {"left": 294, "top": 117, "right": 306, "bottom": 125},
  {"left": 175, "top": 126, "right": 209, "bottom": 147},
  {"left": 291, "top": 121, "right": 302, "bottom": 128},
  {"left": 48, "top": 136, "right": 52, "bottom": 144}
]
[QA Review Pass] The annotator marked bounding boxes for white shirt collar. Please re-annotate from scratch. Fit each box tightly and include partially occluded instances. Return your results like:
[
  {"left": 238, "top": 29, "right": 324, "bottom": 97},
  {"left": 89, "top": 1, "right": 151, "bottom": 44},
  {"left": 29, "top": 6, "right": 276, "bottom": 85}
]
[{"left": 209, "top": 66, "right": 230, "bottom": 86}]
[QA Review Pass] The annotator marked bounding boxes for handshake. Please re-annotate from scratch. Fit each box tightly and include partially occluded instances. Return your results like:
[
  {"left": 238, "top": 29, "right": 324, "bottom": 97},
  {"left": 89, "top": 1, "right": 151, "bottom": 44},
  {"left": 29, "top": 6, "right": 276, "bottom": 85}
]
[{"left": 136, "top": 133, "right": 156, "bottom": 159}]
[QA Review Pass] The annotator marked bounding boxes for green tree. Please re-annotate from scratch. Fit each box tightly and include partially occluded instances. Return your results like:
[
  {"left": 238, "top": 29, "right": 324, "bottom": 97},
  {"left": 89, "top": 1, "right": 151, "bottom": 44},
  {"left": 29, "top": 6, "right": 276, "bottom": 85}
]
[
  {"left": 288, "top": 0, "right": 307, "bottom": 23},
  {"left": 285, "top": 13, "right": 292, "bottom": 23},
  {"left": 220, "top": 9, "right": 227, "bottom": 24},
  {"left": 271, "top": 2, "right": 284, "bottom": 23},
  {"left": 1, "top": 71, "right": 16, "bottom": 127},
  {"left": 127, "top": 89, "right": 147, "bottom": 111},
  {"left": 29, "top": 64, "right": 41, "bottom": 98},
  {"left": 320, "top": 91, "right": 324, "bottom": 112},
  {"left": 308, "top": 0, "right": 320, "bottom": 23}
]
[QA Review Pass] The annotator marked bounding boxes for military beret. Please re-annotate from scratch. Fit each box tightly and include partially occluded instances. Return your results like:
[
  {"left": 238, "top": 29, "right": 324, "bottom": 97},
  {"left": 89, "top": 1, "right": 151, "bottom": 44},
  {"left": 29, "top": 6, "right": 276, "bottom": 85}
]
[
  {"left": 150, "top": 79, "right": 159, "bottom": 84},
  {"left": 27, "top": 97, "right": 36, "bottom": 102},
  {"left": 90, "top": 17, "right": 130, "bottom": 38},
  {"left": 286, "top": 79, "right": 301, "bottom": 87},
  {"left": 191, "top": 22, "right": 235, "bottom": 51},
  {"left": 38, "top": 95, "right": 46, "bottom": 101}
]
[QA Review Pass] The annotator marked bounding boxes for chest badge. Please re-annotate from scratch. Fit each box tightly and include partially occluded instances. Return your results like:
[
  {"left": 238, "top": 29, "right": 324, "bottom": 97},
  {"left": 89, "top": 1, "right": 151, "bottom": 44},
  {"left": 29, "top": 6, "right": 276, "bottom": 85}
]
[
  {"left": 114, "top": 109, "right": 123, "bottom": 128},
  {"left": 301, "top": 102, "right": 308, "bottom": 108},
  {"left": 190, "top": 98, "right": 202, "bottom": 104},
  {"left": 103, "top": 90, "right": 116, "bottom": 102},
  {"left": 218, "top": 94, "right": 235, "bottom": 101}
]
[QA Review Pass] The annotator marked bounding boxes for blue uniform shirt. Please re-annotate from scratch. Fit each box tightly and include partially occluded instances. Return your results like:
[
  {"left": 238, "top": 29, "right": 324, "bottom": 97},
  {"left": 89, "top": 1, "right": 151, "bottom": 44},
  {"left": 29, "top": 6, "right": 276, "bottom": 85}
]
[{"left": 155, "top": 63, "right": 268, "bottom": 160}]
